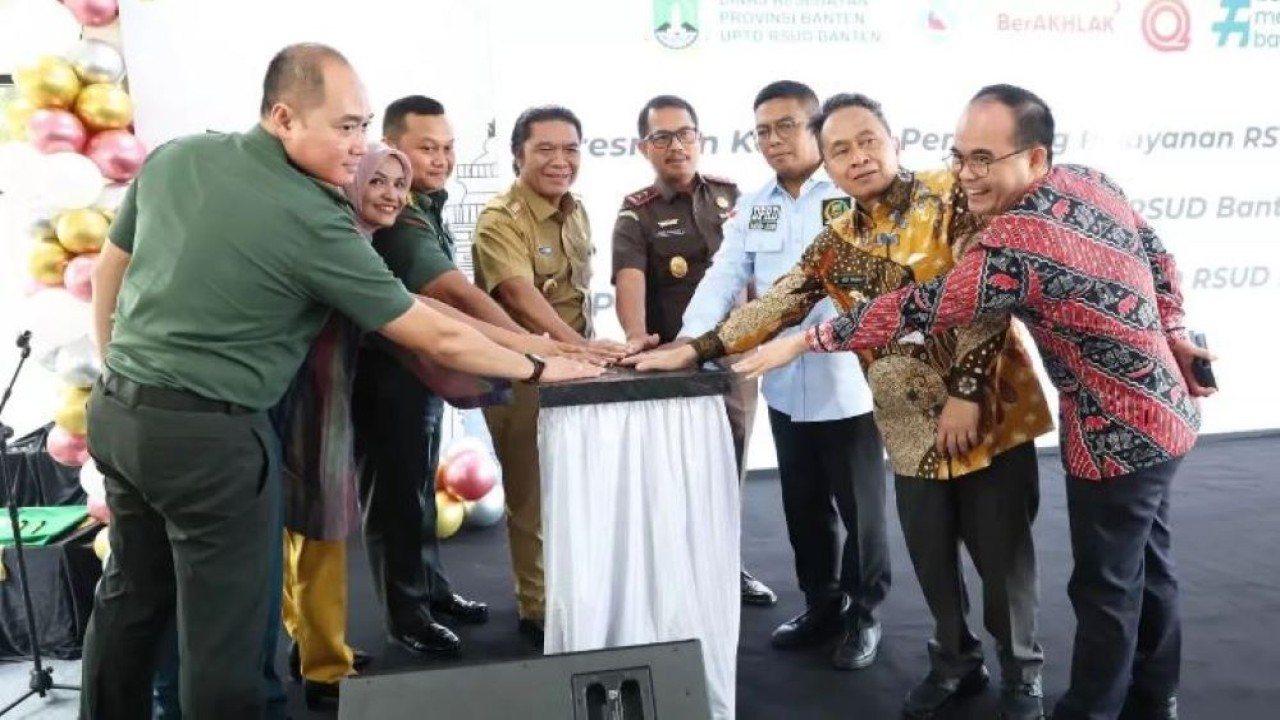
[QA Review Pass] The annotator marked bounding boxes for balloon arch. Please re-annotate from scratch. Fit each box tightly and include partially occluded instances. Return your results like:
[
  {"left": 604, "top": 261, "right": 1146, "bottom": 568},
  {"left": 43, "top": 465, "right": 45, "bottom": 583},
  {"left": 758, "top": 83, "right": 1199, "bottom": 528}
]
[{"left": 0, "top": 1, "right": 504, "bottom": 553}]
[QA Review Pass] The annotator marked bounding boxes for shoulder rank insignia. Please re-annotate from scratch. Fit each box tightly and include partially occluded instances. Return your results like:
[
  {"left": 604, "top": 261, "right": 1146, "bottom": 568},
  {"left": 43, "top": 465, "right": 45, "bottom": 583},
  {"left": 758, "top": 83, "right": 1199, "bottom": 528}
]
[{"left": 624, "top": 186, "right": 661, "bottom": 209}]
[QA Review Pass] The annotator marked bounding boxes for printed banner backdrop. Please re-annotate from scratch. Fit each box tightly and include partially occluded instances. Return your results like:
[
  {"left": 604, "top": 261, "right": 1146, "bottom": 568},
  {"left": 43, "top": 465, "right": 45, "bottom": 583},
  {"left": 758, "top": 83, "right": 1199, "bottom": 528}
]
[{"left": 116, "top": 0, "right": 1279, "bottom": 470}]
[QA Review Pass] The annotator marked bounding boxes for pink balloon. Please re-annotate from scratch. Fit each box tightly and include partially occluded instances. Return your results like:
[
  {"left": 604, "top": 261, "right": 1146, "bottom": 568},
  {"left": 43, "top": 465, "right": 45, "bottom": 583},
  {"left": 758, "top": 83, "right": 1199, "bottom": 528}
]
[
  {"left": 27, "top": 109, "right": 88, "bottom": 153},
  {"left": 86, "top": 130, "right": 147, "bottom": 183},
  {"left": 444, "top": 450, "right": 498, "bottom": 502},
  {"left": 64, "top": 253, "right": 97, "bottom": 302},
  {"left": 47, "top": 426, "right": 90, "bottom": 467},
  {"left": 88, "top": 496, "right": 112, "bottom": 525},
  {"left": 64, "top": 0, "right": 119, "bottom": 27}
]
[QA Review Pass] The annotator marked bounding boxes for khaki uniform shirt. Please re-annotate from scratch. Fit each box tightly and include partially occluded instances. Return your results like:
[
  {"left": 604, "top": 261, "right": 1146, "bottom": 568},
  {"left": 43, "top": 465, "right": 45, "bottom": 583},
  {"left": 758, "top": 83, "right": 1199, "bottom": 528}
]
[{"left": 472, "top": 180, "right": 594, "bottom": 336}]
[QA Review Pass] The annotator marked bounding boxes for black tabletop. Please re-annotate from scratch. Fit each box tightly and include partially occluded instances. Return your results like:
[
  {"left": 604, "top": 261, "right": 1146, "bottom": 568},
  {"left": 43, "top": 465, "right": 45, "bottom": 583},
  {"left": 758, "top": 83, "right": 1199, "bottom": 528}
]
[{"left": 536, "top": 363, "right": 733, "bottom": 408}]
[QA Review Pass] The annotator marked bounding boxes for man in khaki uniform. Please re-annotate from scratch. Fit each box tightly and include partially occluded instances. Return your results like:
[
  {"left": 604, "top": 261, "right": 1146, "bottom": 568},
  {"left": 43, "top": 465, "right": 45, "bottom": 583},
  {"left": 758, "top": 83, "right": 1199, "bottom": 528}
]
[
  {"left": 612, "top": 94, "right": 775, "bottom": 607},
  {"left": 473, "top": 105, "right": 618, "bottom": 646}
]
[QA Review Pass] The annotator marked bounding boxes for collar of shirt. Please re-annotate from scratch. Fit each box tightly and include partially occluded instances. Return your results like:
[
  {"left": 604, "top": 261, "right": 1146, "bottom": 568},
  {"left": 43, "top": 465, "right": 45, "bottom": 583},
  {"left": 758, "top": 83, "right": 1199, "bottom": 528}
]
[
  {"left": 408, "top": 188, "right": 450, "bottom": 211},
  {"left": 514, "top": 179, "right": 578, "bottom": 222},
  {"left": 245, "top": 124, "right": 351, "bottom": 207},
  {"left": 852, "top": 169, "right": 915, "bottom": 234},
  {"left": 655, "top": 173, "right": 703, "bottom": 203},
  {"left": 762, "top": 166, "right": 833, "bottom": 201}
]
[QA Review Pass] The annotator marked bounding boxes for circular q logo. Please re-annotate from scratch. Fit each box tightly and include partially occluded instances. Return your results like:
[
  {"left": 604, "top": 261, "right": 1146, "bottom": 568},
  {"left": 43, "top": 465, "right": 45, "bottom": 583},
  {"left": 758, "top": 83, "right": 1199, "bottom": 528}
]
[{"left": 1143, "top": 0, "right": 1191, "bottom": 52}]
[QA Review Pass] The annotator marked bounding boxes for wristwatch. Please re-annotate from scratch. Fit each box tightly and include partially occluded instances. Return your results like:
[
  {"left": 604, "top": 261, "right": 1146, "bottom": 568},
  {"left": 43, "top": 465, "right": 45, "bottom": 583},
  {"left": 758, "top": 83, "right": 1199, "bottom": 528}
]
[{"left": 523, "top": 353, "right": 547, "bottom": 383}]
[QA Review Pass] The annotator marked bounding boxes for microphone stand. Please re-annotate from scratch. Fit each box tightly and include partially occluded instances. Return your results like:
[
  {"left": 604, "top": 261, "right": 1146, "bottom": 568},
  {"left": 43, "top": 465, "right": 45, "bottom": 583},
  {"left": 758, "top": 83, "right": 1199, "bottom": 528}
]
[{"left": 0, "top": 331, "right": 81, "bottom": 715}]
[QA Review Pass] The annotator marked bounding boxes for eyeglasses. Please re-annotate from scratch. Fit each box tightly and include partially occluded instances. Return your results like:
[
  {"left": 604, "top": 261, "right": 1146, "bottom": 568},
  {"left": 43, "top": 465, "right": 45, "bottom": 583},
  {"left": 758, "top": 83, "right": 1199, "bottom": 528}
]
[
  {"left": 645, "top": 127, "right": 699, "bottom": 149},
  {"left": 944, "top": 148, "right": 1029, "bottom": 178},
  {"left": 754, "top": 118, "right": 803, "bottom": 143}
]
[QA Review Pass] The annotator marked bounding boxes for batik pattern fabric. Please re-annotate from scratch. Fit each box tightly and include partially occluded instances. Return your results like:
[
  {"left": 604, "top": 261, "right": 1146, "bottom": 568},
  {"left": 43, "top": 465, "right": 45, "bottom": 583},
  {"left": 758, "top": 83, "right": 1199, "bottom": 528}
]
[
  {"left": 808, "top": 165, "right": 1199, "bottom": 480},
  {"left": 270, "top": 314, "right": 360, "bottom": 540},
  {"left": 694, "top": 170, "right": 1052, "bottom": 478}
]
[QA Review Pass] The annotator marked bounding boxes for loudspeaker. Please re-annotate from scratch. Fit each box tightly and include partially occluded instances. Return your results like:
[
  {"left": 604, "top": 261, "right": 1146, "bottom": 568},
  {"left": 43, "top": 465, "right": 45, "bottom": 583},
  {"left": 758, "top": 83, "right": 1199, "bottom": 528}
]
[{"left": 339, "top": 639, "right": 711, "bottom": 719}]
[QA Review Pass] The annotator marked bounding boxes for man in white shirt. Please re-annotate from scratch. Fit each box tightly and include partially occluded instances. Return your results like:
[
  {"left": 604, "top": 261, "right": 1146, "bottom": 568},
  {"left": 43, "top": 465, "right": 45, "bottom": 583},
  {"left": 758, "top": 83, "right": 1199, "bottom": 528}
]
[{"left": 629, "top": 81, "right": 888, "bottom": 670}]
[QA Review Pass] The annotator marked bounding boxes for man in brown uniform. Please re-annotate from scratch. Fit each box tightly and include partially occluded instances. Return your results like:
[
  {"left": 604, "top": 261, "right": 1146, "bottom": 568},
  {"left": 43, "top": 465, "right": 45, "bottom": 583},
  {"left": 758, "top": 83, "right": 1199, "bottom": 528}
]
[
  {"left": 611, "top": 94, "right": 775, "bottom": 607},
  {"left": 473, "top": 105, "right": 620, "bottom": 646}
]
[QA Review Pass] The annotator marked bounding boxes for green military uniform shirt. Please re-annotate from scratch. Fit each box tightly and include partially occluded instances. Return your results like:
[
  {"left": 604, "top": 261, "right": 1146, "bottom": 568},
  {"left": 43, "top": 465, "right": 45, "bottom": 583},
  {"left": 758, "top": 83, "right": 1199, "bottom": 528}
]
[
  {"left": 371, "top": 188, "right": 457, "bottom": 292},
  {"left": 611, "top": 173, "right": 740, "bottom": 343},
  {"left": 106, "top": 125, "right": 414, "bottom": 410},
  {"left": 472, "top": 179, "right": 594, "bottom": 336}
]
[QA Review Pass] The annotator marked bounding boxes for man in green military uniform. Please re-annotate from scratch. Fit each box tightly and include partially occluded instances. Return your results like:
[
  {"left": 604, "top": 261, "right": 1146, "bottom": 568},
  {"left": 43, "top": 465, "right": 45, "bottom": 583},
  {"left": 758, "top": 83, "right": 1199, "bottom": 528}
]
[
  {"left": 357, "top": 95, "right": 589, "bottom": 657},
  {"left": 84, "top": 46, "right": 599, "bottom": 719},
  {"left": 473, "top": 105, "right": 622, "bottom": 646},
  {"left": 611, "top": 94, "right": 775, "bottom": 607}
]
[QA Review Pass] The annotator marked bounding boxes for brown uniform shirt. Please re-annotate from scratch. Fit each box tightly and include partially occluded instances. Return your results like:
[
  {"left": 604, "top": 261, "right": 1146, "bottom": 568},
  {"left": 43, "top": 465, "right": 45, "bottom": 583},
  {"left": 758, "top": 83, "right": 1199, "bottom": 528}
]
[
  {"left": 611, "top": 173, "right": 740, "bottom": 342},
  {"left": 473, "top": 180, "right": 594, "bottom": 337}
]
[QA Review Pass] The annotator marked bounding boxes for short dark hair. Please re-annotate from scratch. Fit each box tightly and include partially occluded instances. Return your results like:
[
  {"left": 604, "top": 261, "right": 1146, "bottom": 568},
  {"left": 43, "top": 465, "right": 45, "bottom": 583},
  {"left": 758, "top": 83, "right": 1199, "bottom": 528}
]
[
  {"left": 383, "top": 95, "right": 446, "bottom": 140},
  {"left": 808, "top": 93, "right": 892, "bottom": 146},
  {"left": 970, "top": 84, "right": 1056, "bottom": 163},
  {"left": 753, "top": 80, "right": 819, "bottom": 113},
  {"left": 510, "top": 105, "right": 583, "bottom": 174},
  {"left": 636, "top": 95, "right": 699, "bottom": 138},
  {"left": 259, "top": 43, "right": 349, "bottom": 117}
]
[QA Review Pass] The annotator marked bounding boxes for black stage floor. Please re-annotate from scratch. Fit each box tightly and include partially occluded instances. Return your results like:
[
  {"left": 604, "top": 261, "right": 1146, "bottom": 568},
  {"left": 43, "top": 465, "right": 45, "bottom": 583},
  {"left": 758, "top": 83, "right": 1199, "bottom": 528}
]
[{"left": 285, "top": 433, "right": 1280, "bottom": 719}]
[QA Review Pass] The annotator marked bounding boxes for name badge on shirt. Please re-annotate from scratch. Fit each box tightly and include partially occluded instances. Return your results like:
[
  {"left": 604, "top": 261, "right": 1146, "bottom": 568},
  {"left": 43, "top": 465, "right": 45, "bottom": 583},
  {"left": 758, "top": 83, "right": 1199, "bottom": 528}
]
[
  {"left": 822, "top": 197, "right": 851, "bottom": 226},
  {"left": 748, "top": 204, "right": 781, "bottom": 231}
]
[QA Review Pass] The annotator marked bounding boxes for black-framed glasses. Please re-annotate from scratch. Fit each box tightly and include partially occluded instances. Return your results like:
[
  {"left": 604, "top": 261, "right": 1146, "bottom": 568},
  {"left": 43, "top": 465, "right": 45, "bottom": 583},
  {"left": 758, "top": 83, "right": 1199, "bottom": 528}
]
[
  {"left": 645, "top": 127, "right": 699, "bottom": 149},
  {"left": 945, "top": 148, "right": 1029, "bottom": 178},
  {"left": 754, "top": 117, "right": 803, "bottom": 143}
]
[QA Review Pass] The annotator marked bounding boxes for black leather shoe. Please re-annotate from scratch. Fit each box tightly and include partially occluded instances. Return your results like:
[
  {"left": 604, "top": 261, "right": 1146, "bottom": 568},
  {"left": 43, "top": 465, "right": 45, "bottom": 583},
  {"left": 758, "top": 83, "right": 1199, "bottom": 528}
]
[
  {"left": 518, "top": 617, "right": 545, "bottom": 649},
  {"left": 741, "top": 570, "right": 777, "bottom": 606},
  {"left": 832, "top": 621, "right": 881, "bottom": 670},
  {"left": 902, "top": 665, "right": 990, "bottom": 719},
  {"left": 1120, "top": 693, "right": 1178, "bottom": 720},
  {"left": 288, "top": 641, "right": 371, "bottom": 683},
  {"left": 303, "top": 680, "right": 340, "bottom": 712},
  {"left": 389, "top": 622, "right": 462, "bottom": 657},
  {"left": 430, "top": 593, "right": 490, "bottom": 625},
  {"left": 1000, "top": 676, "right": 1046, "bottom": 719},
  {"left": 770, "top": 597, "right": 847, "bottom": 650}
]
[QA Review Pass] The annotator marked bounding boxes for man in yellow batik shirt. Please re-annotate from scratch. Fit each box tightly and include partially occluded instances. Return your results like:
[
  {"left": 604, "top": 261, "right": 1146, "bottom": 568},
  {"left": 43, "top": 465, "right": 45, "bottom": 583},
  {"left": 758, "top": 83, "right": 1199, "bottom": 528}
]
[{"left": 632, "top": 93, "right": 1054, "bottom": 720}]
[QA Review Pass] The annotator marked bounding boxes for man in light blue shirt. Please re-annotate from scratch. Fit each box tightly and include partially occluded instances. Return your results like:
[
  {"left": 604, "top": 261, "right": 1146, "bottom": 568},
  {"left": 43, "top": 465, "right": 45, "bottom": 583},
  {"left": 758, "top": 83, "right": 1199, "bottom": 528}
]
[{"left": 630, "top": 81, "right": 889, "bottom": 671}]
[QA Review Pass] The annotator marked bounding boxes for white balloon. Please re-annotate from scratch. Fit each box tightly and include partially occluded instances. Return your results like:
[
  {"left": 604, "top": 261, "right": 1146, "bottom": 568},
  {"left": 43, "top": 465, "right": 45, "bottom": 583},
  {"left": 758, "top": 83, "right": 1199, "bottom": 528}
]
[
  {"left": 94, "top": 182, "right": 130, "bottom": 214},
  {"left": 32, "top": 151, "right": 107, "bottom": 212},
  {"left": 465, "top": 483, "right": 505, "bottom": 528},
  {"left": 54, "top": 335, "right": 101, "bottom": 387},
  {"left": 67, "top": 38, "right": 127, "bottom": 84},
  {"left": 22, "top": 290, "right": 93, "bottom": 361},
  {"left": 79, "top": 461, "right": 105, "bottom": 503}
]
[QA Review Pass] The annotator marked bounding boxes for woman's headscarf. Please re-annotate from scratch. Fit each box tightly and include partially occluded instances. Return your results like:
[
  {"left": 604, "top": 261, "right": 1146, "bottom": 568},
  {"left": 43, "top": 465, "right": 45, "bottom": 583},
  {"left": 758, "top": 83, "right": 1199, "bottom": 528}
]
[{"left": 343, "top": 142, "right": 413, "bottom": 236}]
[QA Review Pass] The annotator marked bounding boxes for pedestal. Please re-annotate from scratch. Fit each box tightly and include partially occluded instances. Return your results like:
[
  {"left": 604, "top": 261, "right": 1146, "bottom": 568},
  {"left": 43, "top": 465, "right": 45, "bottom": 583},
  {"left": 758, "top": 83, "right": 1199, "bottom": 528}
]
[{"left": 537, "top": 365, "right": 741, "bottom": 720}]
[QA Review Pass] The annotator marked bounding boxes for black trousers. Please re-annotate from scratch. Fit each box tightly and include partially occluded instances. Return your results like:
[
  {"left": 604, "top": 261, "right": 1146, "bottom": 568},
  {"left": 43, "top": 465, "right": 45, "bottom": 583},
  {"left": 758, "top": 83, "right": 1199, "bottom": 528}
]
[
  {"left": 352, "top": 347, "right": 453, "bottom": 631},
  {"left": 80, "top": 377, "right": 279, "bottom": 720},
  {"left": 895, "top": 442, "right": 1043, "bottom": 684},
  {"left": 767, "top": 408, "right": 889, "bottom": 626},
  {"left": 1054, "top": 457, "right": 1184, "bottom": 720}
]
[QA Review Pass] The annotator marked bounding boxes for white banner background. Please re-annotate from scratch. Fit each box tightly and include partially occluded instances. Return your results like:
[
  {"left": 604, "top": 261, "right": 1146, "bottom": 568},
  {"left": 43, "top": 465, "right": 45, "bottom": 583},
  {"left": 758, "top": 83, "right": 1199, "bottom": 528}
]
[{"left": 100, "top": 0, "right": 1280, "bottom": 470}]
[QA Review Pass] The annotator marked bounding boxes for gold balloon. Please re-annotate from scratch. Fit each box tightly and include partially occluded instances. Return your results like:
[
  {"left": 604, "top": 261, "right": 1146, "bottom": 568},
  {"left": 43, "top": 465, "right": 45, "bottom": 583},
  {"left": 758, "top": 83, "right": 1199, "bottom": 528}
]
[
  {"left": 55, "top": 396, "right": 88, "bottom": 435},
  {"left": 29, "top": 242, "right": 72, "bottom": 285},
  {"left": 62, "top": 384, "right": 92, "bottom": 407},
  {"left": 56, "top": 209, "right": 111, "bottom": 254},
  {"left": 3, "top": 96, "right": 38, "bottom": 141},
  {"left": 75, "top": 83, "right": 133, "bottom": 132},
  {"left": 15, "top": 56, "right": 83, "bottom": 110},
  {"left": 93, "top": 527, "right": 111, "bottom": 561},
  {"left": 435, "top": 491, "right": 466, "bottom": 539}
]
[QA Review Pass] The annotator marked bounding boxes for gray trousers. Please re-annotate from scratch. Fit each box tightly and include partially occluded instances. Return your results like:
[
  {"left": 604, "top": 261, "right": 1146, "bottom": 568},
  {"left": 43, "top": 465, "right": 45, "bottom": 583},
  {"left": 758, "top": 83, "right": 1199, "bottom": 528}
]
[{"left": 894, "top": 441, "right": 1043, "bottom": 684}]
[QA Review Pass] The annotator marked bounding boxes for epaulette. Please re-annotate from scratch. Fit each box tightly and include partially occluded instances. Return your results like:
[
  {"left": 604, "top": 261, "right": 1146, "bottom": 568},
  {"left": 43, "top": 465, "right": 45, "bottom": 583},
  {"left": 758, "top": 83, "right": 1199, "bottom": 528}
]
[
  {"left": 702, "top": 173, "right": 737, "bottom": 188},
  {"left": 483, "top": 193, "right": 523, "bottom": 218},
  {"left": 623, "top": 186, "right": 661, "bottom": 209}
]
